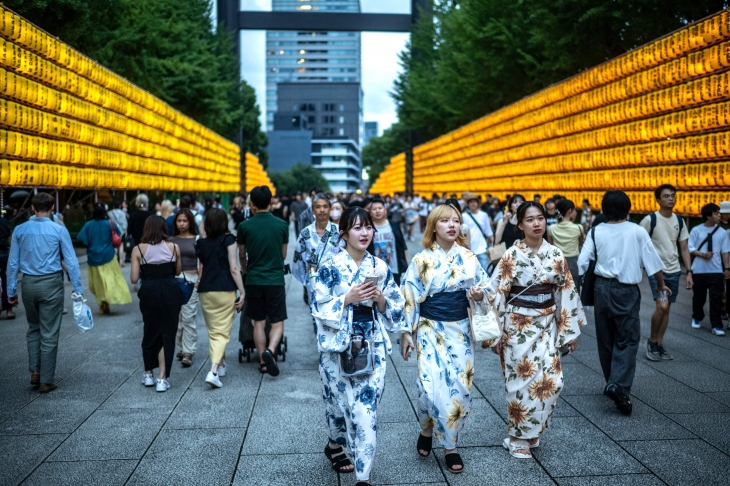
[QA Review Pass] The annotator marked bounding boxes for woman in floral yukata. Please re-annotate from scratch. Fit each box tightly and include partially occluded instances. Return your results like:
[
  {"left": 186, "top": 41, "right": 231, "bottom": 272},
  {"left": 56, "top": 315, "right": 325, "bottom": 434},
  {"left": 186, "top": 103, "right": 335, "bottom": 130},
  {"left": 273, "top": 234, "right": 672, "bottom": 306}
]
[
  {"left": 399, "top": 203, "right": 490, "bottom": 474},
  {"left": 311, "top": 206, "right": 407, "bottom": 485},
  {"left": 487, "top": 201, "right": 586, "bottom": 459}
]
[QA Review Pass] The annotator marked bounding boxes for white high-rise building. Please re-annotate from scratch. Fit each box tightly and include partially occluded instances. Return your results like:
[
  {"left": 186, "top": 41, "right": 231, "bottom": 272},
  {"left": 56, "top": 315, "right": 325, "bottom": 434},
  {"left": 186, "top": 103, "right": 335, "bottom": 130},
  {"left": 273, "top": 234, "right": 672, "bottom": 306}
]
[{"left": 266, "top": 0, "right": 362, "bottom": 131}]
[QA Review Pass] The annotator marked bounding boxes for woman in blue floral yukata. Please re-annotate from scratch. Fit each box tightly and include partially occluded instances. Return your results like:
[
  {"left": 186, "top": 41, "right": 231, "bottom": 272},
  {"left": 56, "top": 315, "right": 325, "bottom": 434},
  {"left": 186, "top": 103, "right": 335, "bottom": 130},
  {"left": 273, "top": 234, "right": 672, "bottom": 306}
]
[
  {"left": 399, "top": 203, "right": 491, "bottom": 474},
  {"left": 311, "top": 206, "right": 407, "bottom": 485}
]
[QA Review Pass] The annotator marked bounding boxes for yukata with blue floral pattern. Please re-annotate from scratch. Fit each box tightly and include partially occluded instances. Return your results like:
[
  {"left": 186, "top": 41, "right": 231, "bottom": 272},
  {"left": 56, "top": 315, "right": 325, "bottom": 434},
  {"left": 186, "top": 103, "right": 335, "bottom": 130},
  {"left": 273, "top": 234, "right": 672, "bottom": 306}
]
[
  {"left": 311, "top": 250, "right": 407, "bottom": 482},
  {"left": 402, "top": 243, "right": 490, "bottom": 450},
  {"left": 292, "top": 221, "right": 342, "bottom": 294}
]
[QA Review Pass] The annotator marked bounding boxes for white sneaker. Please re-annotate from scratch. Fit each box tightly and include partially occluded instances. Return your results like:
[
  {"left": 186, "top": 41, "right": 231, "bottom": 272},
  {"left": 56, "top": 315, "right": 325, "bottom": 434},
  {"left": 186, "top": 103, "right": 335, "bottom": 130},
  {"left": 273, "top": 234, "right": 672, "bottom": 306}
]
[
  {"left": 156, "top": 379, "right": 170, "bottom": 392},
  {"left": 205, "top": 371, "right": 222, "bottom": 388},
  {"left": 691, "top": 319, "right": 702, "bottom": 329},
  {"left": 712, "top": 328, "right": 726, "bottom": 336},
  {"left": 217, "top": 363, "right": 227, "bottom": 377},
  {"left": 142, "top": 373, "right": 155, "bottom": 387}
]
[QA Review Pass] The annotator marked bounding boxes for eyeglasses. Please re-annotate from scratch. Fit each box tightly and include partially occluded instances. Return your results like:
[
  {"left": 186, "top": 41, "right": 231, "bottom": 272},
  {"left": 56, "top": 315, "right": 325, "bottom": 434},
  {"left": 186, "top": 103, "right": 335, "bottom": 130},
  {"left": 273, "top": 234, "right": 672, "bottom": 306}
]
[{"left": 661, "top": 194, "right": 677, "bottom": 199}]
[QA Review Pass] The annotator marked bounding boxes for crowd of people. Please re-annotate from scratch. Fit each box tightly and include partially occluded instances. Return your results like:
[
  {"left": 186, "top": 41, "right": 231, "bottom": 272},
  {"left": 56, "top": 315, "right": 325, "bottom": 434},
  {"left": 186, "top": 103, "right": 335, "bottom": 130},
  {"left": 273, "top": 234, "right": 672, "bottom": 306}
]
[{"left": 2, "top": 184, "right": 730, "bottom": 485}]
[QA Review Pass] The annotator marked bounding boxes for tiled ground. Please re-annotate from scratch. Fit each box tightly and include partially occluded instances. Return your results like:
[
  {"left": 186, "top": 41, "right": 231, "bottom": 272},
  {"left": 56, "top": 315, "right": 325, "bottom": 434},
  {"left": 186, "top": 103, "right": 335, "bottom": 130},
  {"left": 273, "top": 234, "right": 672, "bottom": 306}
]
[{"left": 0, "top": 229, "right": 729, "bottom": 485}]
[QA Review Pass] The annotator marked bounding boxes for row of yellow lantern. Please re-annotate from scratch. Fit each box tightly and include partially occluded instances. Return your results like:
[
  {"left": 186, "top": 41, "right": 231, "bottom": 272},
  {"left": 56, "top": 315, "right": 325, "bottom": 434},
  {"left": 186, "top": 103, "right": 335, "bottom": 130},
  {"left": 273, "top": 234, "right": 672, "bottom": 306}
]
[
  {"left": 0, "top": 67, "right": 238, "bottom": 166},
  {"left": 414, "top": 10, "right": 730, "bottom": 157},
  {"left": 244, "top": 153, "right": 276, "bottom": 195},
  {"left": 0, "top": 129, "right": 239, "bottom": 183},
  {"left": 416, "top": 161, "right": 730, "bottom": 193},
  {"left": 417, "top": 131, "right": 730, "bottom": 182},
  {"left": 0, "top": 98, "right": 240, "bottom": 176},
  {"left": 0, "top": 9, "right": 238, "bottom": 158},
  {"left": 414, "top": 98, "right": 730, "bottom": 175},
  {"left": 0, "top": 159, "right": 239, "bottom": 192},
  {"left": 369, "top": 154, "right": 406, "bottom": 195},
  {"left": 416, "top": 56, "right": 730, "bottom": 163}
]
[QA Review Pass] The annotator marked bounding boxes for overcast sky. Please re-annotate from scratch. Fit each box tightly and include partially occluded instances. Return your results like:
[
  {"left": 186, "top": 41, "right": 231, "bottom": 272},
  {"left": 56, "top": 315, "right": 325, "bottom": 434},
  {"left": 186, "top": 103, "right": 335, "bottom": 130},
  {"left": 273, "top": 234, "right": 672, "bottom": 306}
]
[{"left": 234, "top": 0, "right": 410, "bottom": 136}]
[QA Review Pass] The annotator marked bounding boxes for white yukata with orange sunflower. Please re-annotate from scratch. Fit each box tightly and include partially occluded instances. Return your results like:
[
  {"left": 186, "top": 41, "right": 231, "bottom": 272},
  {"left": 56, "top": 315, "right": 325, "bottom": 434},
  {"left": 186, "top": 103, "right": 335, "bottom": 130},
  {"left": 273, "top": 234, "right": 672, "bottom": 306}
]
[
  {"left": 402, "top": 243, "right": 490, "bottom": 450},
  {"left": 487, "top": 240, "right": 585, "bottom": 440}
]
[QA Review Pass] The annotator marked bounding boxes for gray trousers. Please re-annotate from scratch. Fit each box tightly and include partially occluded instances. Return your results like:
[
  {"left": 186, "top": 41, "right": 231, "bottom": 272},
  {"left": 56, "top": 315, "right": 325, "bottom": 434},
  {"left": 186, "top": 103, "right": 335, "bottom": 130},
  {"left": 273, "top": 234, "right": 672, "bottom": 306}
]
[
  {"left": 593, "top": 277, "right": 641, "bottom": 394},
  {"left": 22, "top": 272, "right": 65, "bottom": 383}
]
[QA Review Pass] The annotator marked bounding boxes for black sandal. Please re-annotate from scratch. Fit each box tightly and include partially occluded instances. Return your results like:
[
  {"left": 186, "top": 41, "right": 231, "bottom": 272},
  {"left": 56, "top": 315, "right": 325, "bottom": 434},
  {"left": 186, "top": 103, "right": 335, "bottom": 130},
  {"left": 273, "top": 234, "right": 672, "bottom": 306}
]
[
  {"left": 445, "top": 452, "right": 464, "bottom": 474},
  {"left": 262, "top": 348, "right": 280, "bottom": 377},
  {"left": 417, "top": 433, "right": 432, "bottom": 457},
  {"left": 324, "top": 444, "right": 354, "bottom": 474},
  {"left": 258, "top": 363, "right": 267, "bottom": 374}
]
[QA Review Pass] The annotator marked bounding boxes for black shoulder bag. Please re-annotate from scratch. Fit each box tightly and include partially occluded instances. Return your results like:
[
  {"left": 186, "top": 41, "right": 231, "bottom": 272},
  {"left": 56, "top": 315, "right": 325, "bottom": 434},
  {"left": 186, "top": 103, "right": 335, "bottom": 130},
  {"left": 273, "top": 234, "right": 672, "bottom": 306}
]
[{"left": 580, "top": 227, "right": 598, "bottom": 306}]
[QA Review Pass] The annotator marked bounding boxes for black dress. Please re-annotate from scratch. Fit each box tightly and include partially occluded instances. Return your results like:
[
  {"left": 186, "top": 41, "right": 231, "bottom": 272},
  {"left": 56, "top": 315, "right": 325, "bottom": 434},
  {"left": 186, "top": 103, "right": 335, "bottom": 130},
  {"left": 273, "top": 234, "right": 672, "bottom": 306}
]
[
  {"left": 501, "top": 220, "right": 523, "bottom": 247},
  {"left": 138, "top": 245, "right": 182, "bottom": 377}
]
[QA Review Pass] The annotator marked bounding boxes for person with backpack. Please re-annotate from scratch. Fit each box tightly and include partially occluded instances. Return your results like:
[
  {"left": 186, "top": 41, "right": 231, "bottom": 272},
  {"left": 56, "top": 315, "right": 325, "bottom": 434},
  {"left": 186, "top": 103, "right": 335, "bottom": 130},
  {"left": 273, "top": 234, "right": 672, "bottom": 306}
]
[
  {"left": 461, "top": 192, "right": 494, "bottom": 271},
  {"left": 688, "top": 203, "right": 730, "bottom": 336},
  {"left": 639, "top": 185, "right": 693, "bottom": 359}
]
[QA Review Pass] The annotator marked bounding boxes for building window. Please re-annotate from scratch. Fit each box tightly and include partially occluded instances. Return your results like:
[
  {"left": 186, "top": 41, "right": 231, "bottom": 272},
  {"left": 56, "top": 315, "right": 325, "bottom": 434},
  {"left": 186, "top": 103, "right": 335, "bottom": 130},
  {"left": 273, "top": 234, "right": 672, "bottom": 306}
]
[
  {"left": 339, "top": 104, "right": 345, "bottom": 111},
  {"left": 339, "top": 116, "right": 344, "bottom": 124},
  {"left": 292, "top": 104, "right": 298, "bottom": 111},
  {"left": 339, "top": 128, "right": 344, "bottom": 136},
  {"left": 308, "top": 115, "right": 316, "bottom": 124}
]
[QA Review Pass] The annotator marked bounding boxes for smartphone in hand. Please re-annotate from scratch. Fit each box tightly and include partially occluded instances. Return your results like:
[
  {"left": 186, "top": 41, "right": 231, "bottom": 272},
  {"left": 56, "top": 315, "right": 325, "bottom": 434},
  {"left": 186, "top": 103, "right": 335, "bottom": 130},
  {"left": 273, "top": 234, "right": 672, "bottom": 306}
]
[{"left": 363, "top": 276, "right": 378, "bottom": 287}]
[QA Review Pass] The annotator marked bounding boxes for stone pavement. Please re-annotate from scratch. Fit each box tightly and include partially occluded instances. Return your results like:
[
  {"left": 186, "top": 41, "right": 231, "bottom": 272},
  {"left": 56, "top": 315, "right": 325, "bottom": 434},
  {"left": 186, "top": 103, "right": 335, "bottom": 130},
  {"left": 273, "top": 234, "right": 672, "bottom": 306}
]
[{"left": 1, "top": 229, "right": 730, "bottom": 485}]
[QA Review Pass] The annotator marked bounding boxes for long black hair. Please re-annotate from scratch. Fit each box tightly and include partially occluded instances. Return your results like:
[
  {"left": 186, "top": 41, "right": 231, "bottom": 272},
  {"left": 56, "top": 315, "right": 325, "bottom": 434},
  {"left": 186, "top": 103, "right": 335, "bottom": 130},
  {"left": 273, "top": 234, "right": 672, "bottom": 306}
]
[{"left": 339, "top": 206, "right": 374, "bottom": 246}]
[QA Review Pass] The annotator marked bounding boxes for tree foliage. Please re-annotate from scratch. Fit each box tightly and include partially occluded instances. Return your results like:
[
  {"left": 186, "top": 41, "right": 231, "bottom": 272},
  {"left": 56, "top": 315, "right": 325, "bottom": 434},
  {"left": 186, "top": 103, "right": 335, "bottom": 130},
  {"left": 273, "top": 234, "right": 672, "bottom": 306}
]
[
  {"left": 6, "top": 0, "right": 268, "bottom": 165},
  {"left": 269, "top": 163, "right": 330, "bottom": 195},
  {"left": 362, "top": 122, "right": 410, "bottom": 184},
  {"left": 394, "top": 0, "right": 728, "bottom": 142}
]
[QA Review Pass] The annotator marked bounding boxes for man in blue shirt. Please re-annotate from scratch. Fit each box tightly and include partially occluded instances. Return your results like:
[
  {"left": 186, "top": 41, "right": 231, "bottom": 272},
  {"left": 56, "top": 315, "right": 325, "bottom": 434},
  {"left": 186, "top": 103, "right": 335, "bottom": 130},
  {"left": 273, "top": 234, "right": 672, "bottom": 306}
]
[{"left": 7, "top": 193, "right": 84, "bottom": 393}]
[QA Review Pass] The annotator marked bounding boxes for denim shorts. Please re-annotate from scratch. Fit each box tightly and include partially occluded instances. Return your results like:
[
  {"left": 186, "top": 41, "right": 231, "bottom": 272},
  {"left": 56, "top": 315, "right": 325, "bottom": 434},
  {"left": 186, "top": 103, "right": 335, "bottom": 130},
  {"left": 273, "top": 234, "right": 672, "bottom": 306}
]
[{"left": 648, "top": 271, "right": 681, "bottom": 303}]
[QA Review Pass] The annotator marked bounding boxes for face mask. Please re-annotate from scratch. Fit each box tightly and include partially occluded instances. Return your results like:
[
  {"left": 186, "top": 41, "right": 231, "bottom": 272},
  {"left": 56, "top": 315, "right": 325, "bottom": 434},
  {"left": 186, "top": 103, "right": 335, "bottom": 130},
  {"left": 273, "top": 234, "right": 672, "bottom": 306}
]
[{"left": 330, "top": 210, "right": 342, "bottom": 220}]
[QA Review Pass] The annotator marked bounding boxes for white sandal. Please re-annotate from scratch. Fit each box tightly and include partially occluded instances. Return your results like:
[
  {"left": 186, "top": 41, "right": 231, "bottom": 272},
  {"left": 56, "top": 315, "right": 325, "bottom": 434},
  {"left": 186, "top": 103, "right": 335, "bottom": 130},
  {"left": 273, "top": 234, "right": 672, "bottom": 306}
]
[{"left": 503, "top": 438, "right": 532, "bottom": 459}]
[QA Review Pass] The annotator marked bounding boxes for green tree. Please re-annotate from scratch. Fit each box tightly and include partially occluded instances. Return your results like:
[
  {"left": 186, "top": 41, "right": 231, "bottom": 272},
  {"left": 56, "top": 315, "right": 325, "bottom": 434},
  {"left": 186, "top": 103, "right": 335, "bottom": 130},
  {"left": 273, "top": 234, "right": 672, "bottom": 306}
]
[
  {"left": 269, "top": 163, "right": 330, "bottom": 195},
  {"left": 362, "top": 122, "right": 410, "bottom": 184}
]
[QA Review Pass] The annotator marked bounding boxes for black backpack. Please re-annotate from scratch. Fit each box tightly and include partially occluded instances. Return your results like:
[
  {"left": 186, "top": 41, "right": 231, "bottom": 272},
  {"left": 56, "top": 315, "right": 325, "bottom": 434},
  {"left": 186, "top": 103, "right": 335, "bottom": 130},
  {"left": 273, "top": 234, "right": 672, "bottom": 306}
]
[{"left": 648, "top": 212, "right": 684, "bottom": 243}]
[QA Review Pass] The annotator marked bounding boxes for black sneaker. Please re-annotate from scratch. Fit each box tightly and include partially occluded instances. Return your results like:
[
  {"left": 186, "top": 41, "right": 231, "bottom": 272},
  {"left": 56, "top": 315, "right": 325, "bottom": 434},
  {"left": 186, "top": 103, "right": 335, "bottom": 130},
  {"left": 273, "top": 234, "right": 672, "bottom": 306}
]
[
  {"left": 646, "top": 340, "right": 660, "bottom": 361},
  {"left": 657, "top": 344, "right": 673, "bottom": 360}
]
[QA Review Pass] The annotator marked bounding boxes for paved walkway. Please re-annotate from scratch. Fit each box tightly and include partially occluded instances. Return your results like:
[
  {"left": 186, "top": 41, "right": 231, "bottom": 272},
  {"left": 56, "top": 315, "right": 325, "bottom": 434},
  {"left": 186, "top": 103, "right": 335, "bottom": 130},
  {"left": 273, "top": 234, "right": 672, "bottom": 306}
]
[{"left": 1, "top": 229, "right": 730, "bottom": 485}]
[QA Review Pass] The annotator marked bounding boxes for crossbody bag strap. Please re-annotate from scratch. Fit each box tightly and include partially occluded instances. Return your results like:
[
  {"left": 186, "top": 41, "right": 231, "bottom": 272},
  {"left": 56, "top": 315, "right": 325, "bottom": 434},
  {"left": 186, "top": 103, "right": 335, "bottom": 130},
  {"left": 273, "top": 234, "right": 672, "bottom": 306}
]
[
  {"left": 700, "top": 226, "right": 720, "bottom": 252},
  {"left": 507, "top": 250, "right": 550, "bottom": 305},
  {"left": 466, "top": 212, "right": 488, "bottom": 239}
]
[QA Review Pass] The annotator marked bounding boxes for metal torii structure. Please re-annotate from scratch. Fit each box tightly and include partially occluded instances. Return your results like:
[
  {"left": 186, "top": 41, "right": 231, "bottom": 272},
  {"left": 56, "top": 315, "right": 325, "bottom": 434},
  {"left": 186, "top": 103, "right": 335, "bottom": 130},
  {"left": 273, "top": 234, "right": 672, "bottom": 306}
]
[{"left": 216, "top": 0, "right": 428, "bottom": 194}]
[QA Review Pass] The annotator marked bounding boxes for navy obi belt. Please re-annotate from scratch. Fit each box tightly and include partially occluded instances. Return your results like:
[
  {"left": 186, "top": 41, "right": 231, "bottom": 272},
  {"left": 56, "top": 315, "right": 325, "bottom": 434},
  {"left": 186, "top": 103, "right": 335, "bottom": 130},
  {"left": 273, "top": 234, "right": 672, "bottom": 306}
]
[
  {"left": 352, "top": 304, "right": 375, "bottom": 323},
  {"left": 420, "top": 292, "right": 469, "bottom": 321}
]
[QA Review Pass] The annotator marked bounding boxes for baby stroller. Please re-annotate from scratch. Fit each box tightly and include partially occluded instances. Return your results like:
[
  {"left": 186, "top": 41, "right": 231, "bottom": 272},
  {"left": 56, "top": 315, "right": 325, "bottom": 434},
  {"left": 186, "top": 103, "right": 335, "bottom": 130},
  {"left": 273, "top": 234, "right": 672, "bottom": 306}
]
[{"left": 237, "top": 297, "right": 287, "bottom": 363}]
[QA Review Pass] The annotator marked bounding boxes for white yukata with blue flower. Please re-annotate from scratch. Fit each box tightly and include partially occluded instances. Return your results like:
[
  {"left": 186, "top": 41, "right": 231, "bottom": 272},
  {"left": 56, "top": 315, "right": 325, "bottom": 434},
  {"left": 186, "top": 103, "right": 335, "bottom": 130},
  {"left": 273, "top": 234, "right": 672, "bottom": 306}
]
[
  {"left": 402, "top": 243, "right": 490, "bottom": 450},
  {"left": 311, "top": 250, "right": 407, "bottom": 482}
]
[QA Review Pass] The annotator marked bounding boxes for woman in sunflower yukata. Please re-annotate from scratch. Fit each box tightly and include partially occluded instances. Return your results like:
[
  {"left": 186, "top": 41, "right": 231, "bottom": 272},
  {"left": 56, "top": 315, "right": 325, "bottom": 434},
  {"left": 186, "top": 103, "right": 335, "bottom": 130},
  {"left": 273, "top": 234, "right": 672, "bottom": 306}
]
[
  {"left": 399, "top": 203, "right": 490, "bottom": 474},
  {"left": 311, "top": 206, "right": 407, "bottom": 485},
  {"left": 487, "top": 201, "right": 585, "bottom": 459}
]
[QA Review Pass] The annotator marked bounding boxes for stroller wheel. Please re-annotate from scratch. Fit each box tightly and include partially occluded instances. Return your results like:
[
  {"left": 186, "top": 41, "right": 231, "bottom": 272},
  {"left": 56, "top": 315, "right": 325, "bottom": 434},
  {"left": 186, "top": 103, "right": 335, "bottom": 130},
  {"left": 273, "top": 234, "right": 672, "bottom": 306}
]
[
  {"left": 245, "top": 349, "right": 251, "bottom": 363},
  {"left": 282, "top": 336, "right": 288, "bottom": 352},
  {"left": 238, "top": 348, "right": 243, "bottom": 363}
]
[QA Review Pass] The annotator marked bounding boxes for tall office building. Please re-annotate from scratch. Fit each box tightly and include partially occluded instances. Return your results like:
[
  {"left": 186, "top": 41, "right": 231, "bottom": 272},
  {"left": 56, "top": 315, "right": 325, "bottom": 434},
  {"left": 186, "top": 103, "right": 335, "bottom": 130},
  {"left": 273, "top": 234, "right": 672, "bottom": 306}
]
[
  {"left": 363, "top": 121, "right": 378, "bottom": 147},
  {"left": 265, "top": 0, "right": 362, "bottom": 132}
]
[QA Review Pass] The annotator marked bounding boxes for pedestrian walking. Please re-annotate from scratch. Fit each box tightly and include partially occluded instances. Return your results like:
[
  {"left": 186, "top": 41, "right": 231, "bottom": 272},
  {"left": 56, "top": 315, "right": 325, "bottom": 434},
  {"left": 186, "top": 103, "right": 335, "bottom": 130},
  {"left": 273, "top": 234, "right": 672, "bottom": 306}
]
[
  {"left": 330, "top": 200, "right": 345, "bottom": 225},
  {"left": 578, "top": 190, "right": 668, "bottom": 415},
  {"left": 77, "top": 203, "right": 132, "bottom": 315},
  {"left": 720, "top": 201, "right": 730, "bottom": 320},
  {"left": 297, "top": 187, "right": 321, "bottom": 233},
  {"left": 688, "top": 203, "right": 730, "bottom": 336},
  {"left": 292, "top": 194, "right": 341, "bottom": 328},
  {"left": 237, "top": 186, "right": 289, "bottom": 376},
  {"left": 6, "top": 193, "right": 84, "bottom": 393},
  {"left": 367, "top": 199, "right": 409, "bottom": 286},
  {"left": 290, "top": 193, "right": 308, "bottom": 236},
  {"left": 0, "top": 213, "right": 13, "bottom": 319},
  {"left": 400, "top": 203, "right": 490, "bottom": 474},
  {"left": 639, "top": 184, "right": 693, "bottom": 358},
  {"left": 461, "top": 192, "right": 494, "bottom": 271},
  {"left": 127, "top": 194, "right": 153, "bottom": 262},
  {"left": 108, "top": 201, "right": 128, "bottom": 266},
  {"left": 130, "top": 216, "right": 183, "bottom": 392},
  {"left": 171, "top": 209, "right": 200, "bottom": 367},
  {"left": 312, "top": 206, "right": 407, "bottom": 484},
  {"left": 196, "top": 208, "right": 246, "bottom": 388},
  {"left": 495, "top": 194, "right": 526, "bottom": 247},
  {"left": 544, "top": 198, "right": 558, "bottom": 228},
  {"left": 488, "top": 201, "right": 585, "bottom": 458},
  {"left": 404, "top": 195, "right": 419, "bottom": 241},
  {"left": 271, "top": 194, "right": 288, "bottom": 222},
  {"left": 547, "top": 199, "right": 584, "bottom": 288}
]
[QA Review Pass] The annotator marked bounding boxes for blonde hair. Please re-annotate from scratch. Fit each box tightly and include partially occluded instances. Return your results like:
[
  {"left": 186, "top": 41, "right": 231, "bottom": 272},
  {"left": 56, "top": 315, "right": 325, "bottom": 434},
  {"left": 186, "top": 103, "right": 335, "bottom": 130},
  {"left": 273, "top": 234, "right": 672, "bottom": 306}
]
[
  {"left": 421, "top": 204, "right": 467, "bottom": 249},
  {"left": 160, "top": 199, "right": 174, "bottom": 219}
]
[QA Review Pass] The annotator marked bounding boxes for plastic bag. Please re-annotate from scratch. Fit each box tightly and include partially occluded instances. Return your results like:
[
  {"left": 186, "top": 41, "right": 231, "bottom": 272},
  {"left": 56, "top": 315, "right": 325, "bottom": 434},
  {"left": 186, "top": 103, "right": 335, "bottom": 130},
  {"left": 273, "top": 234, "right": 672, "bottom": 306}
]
[{"left": 71, "top": 292, "right": 94, "bottom": 332}]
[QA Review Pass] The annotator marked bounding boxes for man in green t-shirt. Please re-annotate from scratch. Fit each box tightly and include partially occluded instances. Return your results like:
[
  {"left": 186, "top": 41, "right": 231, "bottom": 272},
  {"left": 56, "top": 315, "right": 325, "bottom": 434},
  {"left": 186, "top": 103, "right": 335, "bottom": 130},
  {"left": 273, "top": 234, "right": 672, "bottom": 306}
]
[{"left": 237, "top": 186, "right": 289, "bottom": 377}]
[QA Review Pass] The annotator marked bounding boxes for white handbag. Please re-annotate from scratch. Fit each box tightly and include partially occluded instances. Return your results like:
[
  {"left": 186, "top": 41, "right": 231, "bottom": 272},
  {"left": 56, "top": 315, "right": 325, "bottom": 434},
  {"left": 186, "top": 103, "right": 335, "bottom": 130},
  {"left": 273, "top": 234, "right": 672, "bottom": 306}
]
[{"left": 469, "top": 299, "right": 501, "bottom": 342}]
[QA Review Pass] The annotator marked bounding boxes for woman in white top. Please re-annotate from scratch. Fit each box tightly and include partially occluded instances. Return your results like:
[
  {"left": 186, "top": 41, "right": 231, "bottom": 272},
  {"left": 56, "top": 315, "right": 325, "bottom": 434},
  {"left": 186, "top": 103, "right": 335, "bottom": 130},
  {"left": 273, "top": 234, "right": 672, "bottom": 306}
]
[{"left": 130, "top": 216, "right": 182, "bottom": 393}]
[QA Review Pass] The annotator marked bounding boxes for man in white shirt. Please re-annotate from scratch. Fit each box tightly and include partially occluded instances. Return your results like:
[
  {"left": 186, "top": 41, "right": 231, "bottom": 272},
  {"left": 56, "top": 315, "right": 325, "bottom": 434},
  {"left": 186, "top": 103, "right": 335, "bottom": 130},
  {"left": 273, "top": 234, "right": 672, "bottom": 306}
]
[
  {"left": 688, "top": 203, "right": 730, "bottom": 336},
  {"left": 578, "top": 191, "right": 669, "bottom": 416},
  {"left": 639, "top": 184, "right": 692, "bottom": 360},
  {"left": 461, "top": 193, "right": 494, "bottom": 271}
]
